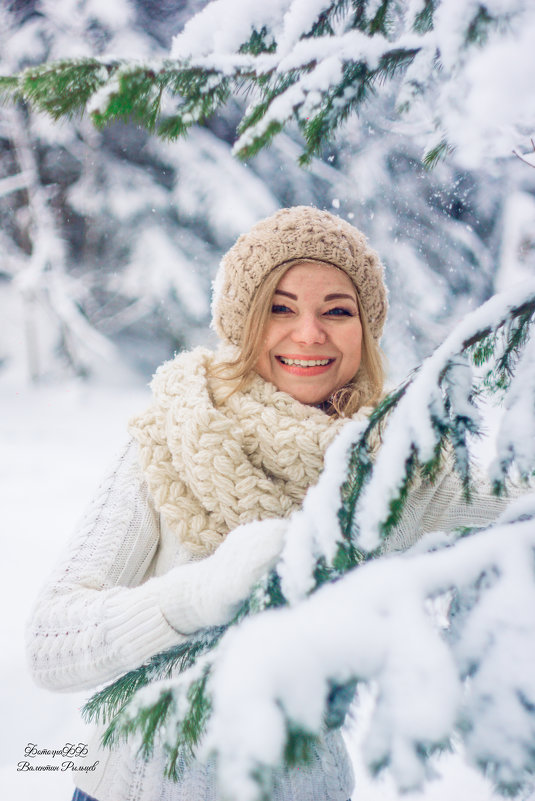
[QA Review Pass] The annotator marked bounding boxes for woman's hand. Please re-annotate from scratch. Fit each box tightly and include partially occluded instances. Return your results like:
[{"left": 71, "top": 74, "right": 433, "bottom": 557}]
[{"left": 158, "top": 518, "right": 287, "bottom": 634}]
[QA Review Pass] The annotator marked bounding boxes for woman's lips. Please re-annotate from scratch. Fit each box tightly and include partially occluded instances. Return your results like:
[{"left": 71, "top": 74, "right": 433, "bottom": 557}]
[{"left": 275, "top": 355, "right": 335, "bottom": 376}]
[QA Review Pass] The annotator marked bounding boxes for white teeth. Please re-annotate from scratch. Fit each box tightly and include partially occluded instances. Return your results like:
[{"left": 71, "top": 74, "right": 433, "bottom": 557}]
[{"left": 279, "top": 357, "right": 332, "bottom": 366}]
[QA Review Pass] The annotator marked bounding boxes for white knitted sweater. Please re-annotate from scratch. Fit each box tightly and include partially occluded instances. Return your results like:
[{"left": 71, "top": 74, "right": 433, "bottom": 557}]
[{"left": 26, "top": 433, "right": 513, "bottom": 801}]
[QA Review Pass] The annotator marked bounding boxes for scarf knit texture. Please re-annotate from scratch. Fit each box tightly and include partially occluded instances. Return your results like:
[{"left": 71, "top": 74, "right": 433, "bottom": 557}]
[{"left": 128, "top": 346, "right": 370, "bottom": 557}]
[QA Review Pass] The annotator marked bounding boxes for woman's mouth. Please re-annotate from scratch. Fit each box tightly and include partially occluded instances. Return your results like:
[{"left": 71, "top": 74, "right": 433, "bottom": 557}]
[{"left": 276, "top": 356, "right": 335, "bottom": 376}]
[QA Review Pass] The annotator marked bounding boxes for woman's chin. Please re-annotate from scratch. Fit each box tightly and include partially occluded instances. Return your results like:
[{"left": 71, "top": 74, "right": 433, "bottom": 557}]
[
  {"left": 277, "top": 383, "right": 331, "bottom": 406},
  {"left": 256, "top": 365, "right": 336, "bottom": 406}
]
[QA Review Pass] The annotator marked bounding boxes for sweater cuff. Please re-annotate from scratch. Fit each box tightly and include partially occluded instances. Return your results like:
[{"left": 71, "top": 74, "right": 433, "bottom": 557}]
[
  {"left": 107, "top": 584, "right": 185, "bottom": 671},
  {"left": 157, "top": 572, "right": 210, "bottom": 636}
]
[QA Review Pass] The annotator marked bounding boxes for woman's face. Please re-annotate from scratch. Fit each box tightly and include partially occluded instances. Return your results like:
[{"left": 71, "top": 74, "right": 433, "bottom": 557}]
[{"left": 255, "top": 261, "right": 363, "bottom": 405}]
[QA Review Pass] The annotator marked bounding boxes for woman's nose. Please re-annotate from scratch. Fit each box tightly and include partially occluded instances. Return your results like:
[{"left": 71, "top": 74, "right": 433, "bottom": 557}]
[{"left": 290, "top": 314, "right": 327, "bottom": 345}]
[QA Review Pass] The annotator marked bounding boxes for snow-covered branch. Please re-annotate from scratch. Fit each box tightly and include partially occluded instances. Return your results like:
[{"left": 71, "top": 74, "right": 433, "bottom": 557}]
[
  {"left": 354, "top": 281, "right": 535, "bottom": 552},
  {"left": 2, "top": 0, "right": 534, "bottom": 164},
  {"left": 204, "top": 502, "right": 535, "bottom": 800}
]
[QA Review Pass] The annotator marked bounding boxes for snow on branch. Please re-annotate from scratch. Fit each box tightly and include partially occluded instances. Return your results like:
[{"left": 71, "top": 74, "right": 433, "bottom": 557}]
[
  {"left": 353, "top": 280, "right": 535, "bottom": 553},
  {"left": 93, "top": 494, "right": 535, "bottom": 801},
  {"left": 0, "top": 169, "right": 32, "bottom": 198},
  {"left": 2, "top": 0, "right": 533, "bottom": 164},
  {"left": 513, "top": 141, "right": 535, "bottom": 169},
  {"left": 205, "top": 505, "right": 535, "bottom": 799},
  {"left": 490, "top": 328, "right": 535, "bottom": 482}
]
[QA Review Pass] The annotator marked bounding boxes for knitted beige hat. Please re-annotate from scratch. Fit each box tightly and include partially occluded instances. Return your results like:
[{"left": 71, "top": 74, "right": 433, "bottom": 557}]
[{"left": 212, "top": 206, "right": 388, "bottom": 346}]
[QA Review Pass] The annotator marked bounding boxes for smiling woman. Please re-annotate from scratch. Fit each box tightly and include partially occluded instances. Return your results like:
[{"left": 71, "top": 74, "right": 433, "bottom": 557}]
[{"left": 27, "top": 206, "right": 389, "bottom": 801}]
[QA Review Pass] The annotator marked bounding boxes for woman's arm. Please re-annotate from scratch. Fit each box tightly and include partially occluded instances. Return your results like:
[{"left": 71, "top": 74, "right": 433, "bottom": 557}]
[
  {"left": 26, "top": 440, "right": 184, "bottom": 692},
  {"left": 383, "top": 453, "right": 523, "bottom": 554},
  {"left": 26, "top": 440, "right": 286, "bottom": 693}
]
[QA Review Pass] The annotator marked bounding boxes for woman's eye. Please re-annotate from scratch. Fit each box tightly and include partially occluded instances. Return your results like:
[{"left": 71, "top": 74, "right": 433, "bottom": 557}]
[
  {"left": 325, "top": 307, "right": 354, "bottom": 317},
  {"left": 271, "top": 304, "right": 292, "bottom": 314}
]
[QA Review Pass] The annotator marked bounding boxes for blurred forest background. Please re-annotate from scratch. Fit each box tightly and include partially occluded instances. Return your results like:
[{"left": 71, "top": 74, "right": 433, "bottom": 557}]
[{"left": 2, "top": 0, "right": 535, "bottom": 388}]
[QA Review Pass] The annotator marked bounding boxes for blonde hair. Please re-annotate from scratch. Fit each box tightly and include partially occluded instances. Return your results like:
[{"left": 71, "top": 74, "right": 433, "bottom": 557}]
[{"left": 211, "top": 260, "right": 386, "bottom": 417}]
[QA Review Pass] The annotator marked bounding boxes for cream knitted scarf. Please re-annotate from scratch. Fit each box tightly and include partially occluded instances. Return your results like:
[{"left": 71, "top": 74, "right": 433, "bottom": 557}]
[{"left": 129, "top": 347, "right": 370, "bottom": 556}]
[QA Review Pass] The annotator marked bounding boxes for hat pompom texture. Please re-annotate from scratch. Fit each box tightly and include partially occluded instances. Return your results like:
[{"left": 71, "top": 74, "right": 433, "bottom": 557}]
[{"left": 211, "top": 206, "right": 388, "bottom": 345}]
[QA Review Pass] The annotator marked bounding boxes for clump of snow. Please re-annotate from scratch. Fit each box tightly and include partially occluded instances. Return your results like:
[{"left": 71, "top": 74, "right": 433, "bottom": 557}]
[
  {"left": 200, "top": 513, "right": 535, "bottom": 800},
  {"left": 171, "top": 0, "right": 293, "bottom": 59},
  {"left": 438, "top": 8, "right": 535, "bottom": 167},
  {"left": 86, "top": 74, "right": 121, "bottom": 117}
]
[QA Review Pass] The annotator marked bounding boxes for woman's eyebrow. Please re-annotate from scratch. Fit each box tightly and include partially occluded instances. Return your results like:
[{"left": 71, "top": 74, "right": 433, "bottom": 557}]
[
  {"left": 324, "top": 293, "right": 357, "bottom": 302},
  {"left": 275, "top": 290, "right": 357, "bottom": 302}
]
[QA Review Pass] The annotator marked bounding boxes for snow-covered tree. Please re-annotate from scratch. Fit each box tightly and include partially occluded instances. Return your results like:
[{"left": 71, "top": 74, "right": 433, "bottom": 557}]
[
  {"left": 0, "top": 2, "right": 121, "bottom": 378},
  {"left": 0, "top": 1, "right": 278, "bottom": 378}
]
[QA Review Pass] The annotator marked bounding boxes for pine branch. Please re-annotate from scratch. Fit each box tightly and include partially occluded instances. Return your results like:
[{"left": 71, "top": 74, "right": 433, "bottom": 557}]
[
  {"left": 101, "top": 660, "right": 214, "bottom": 777},
  {"left": 102, "top": 689, "right": 174, "bottom": 757},
  {"left": 337, "top": 382, "right": 407, "bottom": 544},
  {"left": 368, "top": 0, "right": 394, "bottom": 38},
  {"left": 283, "top": 722, "right": 319, "bottom": 766},
  {"left": 413, "top": 0, "right": 436, "bottom": 34},
  {"left": 307, "top": 2, "right": 348, "bottom": 37},
  {"left": 466, "top": 5, "right": 494, "bottom": 46},
  {"left": 207, "top": 505, "right": 535, "bottom": 800},
  {"left": 423, "top": 140, "right": 452, "bottom": 169},
  {"left": 83, "top": 626, "right": 224, "bottom": 726},
  {"left": 297, "top": 50, "right": 420, "bottom": 165},
  {"left": 345, "top": 285, "right": 535, "bottom": 553},
  {"left": 19, "top": 59, "right": 112, "bottom": 120},
  {"left": 234, "top": 46, "right": 420, "bottom": 164},
  {"left": 0, "top": 75, "right": 20, "bottom": 103},
  {"left": 0, "top": 0, "right": 525, "bottom": 164}
]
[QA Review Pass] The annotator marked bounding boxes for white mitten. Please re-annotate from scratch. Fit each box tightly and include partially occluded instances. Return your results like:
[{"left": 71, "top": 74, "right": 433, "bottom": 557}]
[{"left": 158, "top": 518, "right": 287, "bottom": 634}]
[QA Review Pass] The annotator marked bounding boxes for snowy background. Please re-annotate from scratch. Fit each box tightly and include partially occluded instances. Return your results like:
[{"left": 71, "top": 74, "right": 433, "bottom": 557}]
[{"left": 2, "top": 0, "right": 535, "bottom": 799}]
